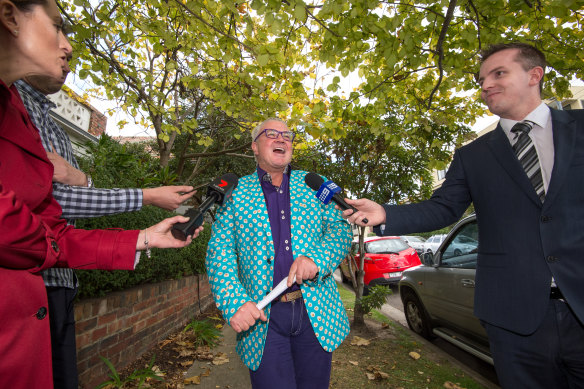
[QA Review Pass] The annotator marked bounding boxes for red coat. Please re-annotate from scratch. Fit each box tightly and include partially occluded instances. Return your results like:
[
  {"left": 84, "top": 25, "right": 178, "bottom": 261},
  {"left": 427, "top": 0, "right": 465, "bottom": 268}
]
[{"left": 0, "top": 81, "right": 139, "bottom": 388}]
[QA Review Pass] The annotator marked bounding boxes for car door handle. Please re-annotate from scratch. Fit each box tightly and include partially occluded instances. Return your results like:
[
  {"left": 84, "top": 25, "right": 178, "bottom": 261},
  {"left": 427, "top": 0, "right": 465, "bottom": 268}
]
[{"left": 460, "top": 279, "right": 475, "bottom": 288}]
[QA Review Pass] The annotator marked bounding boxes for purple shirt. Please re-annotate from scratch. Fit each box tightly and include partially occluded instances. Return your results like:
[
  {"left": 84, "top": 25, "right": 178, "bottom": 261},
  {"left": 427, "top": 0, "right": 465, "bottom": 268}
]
[{"left": 257, "top": 166, "right": 298, "bottom": 293}]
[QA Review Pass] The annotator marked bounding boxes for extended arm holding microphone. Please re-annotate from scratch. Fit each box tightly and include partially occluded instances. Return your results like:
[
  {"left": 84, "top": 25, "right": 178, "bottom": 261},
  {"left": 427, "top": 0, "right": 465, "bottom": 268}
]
[
  {"left": 171, "top": 173, "right": 238, "bottom": 240},
  {"left": 304, "top": 172, "right": 369, "bottom": 224}
]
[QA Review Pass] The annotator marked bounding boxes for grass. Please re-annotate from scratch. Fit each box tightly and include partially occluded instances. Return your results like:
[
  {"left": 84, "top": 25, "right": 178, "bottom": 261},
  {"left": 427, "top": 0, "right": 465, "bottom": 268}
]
[{"left": 331, "top": 282, "right": 489, "bottom": 389}]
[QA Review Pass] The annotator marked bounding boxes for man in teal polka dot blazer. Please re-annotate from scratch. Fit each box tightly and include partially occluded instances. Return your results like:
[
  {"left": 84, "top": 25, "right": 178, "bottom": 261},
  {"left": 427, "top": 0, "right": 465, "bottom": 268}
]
[{"left": 205, "top": 118, "right": 352, "bottom": 389}]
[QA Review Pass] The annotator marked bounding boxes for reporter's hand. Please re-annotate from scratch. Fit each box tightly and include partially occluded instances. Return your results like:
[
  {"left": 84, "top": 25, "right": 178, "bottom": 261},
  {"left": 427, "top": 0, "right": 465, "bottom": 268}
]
[
  {"left": 47, "top": 150, "right": 87, "bottom": 186},
  {"left": 229, "top": 302, "right": 267, "bottom": 333},
  {"left": 142, "top": 186, "right": 196, "bottom": 211},
  {"left": 339, "top": 198, "right": 386, "bottom": 226},
  {"left": 137, "top": 215, "right": 203, "bottom": 250},
  {"left": 288, "top": 255, "right": 318, "bottom": 287}
]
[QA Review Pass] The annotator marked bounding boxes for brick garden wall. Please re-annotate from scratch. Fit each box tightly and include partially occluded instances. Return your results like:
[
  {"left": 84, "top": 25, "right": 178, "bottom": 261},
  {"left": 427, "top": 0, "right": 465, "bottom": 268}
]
[{"left": 75, "top": 274, "right": 212, "bottom": 388}]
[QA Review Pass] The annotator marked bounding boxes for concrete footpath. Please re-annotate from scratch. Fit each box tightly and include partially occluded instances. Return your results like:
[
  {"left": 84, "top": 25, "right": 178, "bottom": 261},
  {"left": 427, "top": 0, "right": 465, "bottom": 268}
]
[
  {"left": 184, "top": 324, "right": 251, "bottom": 389},
  {"left": 184, "top": 279, "right": 499, "bottom": 389}
]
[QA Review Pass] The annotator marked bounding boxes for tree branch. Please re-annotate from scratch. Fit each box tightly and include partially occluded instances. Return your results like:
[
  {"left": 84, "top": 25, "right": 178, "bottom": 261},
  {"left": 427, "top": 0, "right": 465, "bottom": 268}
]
[
  {"left": 172, "top": 0, "right": 255, "bottom": 54},
  {"left": 426, "top": 0, "right": 457, "bottom": 109},
  {"left": 183, "top": 141, "right": 252, "bottom": 159}
]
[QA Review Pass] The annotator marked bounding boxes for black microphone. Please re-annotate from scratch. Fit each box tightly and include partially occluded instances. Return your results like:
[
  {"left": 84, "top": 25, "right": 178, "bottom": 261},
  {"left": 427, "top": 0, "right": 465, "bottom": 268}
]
[
  {"left": 171, "top": 173, "right": 239, "bottom": 240},
  {"left": 304, "top": 172, "right": 368, "bottom": 224}
]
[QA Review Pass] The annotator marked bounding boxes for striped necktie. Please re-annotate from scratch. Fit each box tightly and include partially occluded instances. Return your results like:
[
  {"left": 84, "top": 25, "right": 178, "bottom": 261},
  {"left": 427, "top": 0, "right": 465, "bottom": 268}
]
[{"left": 511, "top": 121, "right": 545, "bottom": 202}]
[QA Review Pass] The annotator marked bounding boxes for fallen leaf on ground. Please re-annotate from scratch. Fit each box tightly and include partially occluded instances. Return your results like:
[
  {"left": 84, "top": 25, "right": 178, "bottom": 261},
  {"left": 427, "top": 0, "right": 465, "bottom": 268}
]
[
  {"left": 366, "top": 365, "right": 389, "bottom": 380},
  {"left": 381, "top": 322, "right": 389, "bottom": 328},
  {"left": 350, "top": 336, "right": 370, "bottom": 346},
  {"left": 177, "top": 348, "right": 196, "bottom": 357},
  {"left": 179, "top": 360, "right": 194, "bottom": 367},
  {"left": 184, "top": 375, "right": 200, "bottom": 385},
  {"left": 159, "top": 339, "right": 173, "bottom": 349},
  {"left": 212, "top": 352, "right": 230, "bottom": 365},
  {"left": 151, "top": 365, "right": 165, "bottom": 377},
  {"left": 409, "top": 351, "right": 421, "bottom": 360},
  {"left": 349, "top": 361, "right": 359, "bottom": 366},
  {"left": 444, "top": 382, "right": 466, "bottom": 389}
]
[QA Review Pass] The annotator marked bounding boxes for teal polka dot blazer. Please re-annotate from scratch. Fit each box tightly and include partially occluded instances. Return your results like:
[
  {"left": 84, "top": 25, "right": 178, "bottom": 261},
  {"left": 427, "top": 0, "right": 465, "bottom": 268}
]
[{"left": 205, "top": 169, "right": 352, "bottom": 370}]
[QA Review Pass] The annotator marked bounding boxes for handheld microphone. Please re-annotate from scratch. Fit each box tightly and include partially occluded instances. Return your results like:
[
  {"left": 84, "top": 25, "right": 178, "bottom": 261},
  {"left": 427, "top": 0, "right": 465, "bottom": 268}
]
[
  {"left": 304, "top": 172, "right": 368, "bottom": 224},
  {"left": 171, "top": 173, "right": 239, "bottom": 240}
]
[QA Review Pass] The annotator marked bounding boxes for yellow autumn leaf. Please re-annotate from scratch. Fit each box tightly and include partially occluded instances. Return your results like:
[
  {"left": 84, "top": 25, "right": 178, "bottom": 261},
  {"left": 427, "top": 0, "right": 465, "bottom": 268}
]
[
  {"left": 409, "top": 351, "right": 421, "bottom": 360},
  {"left": 184, "top": 375, "right": 201, "bottom": 385},
  {"left": 350, "top": 336, "right": 370, "bottom": 346}
]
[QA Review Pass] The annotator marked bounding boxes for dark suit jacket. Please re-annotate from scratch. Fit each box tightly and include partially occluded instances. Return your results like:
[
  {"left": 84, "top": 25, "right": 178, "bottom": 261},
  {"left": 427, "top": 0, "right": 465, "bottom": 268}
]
[{"left": 384, "top": 108, "right": 584, "bottom": 335}]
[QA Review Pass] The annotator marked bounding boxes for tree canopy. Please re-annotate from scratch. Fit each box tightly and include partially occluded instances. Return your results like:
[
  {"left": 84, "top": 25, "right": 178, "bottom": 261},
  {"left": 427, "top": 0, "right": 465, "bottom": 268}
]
[{"left": 62, "top": 0, "right": 584, "bottom": 197}]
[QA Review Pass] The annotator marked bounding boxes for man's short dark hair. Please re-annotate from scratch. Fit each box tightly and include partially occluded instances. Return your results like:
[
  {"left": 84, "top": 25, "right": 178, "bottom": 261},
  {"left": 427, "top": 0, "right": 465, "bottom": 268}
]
[{"left": 480, "top": 43, "right": 546, "bottom": 92}]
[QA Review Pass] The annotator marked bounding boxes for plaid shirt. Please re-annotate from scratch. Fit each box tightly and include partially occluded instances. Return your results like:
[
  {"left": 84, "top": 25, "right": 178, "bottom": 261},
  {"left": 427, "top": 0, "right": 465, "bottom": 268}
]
[{"left": 15, "top": 81, "right": 143, "bottom": 289}]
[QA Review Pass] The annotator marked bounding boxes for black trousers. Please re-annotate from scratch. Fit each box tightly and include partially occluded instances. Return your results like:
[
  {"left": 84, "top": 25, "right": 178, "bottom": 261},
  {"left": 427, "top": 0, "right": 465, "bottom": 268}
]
[
  {"left": 46, "top": 286, "right": 79, "bottom": 389},
  {"left": 483, "top": 299, "right": 584, "bottom": 389}
]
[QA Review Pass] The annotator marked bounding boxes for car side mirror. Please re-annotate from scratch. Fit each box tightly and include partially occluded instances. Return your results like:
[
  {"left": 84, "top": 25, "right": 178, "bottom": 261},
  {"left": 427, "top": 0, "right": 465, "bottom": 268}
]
[{"left": 422, "top": 252, "right": 434, "bottom": 266}]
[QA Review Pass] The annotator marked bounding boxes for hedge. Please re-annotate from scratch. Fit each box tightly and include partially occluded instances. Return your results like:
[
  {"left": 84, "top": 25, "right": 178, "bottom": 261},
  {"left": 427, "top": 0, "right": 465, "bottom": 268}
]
[{"left": 75, "top": 206, "right": 211, "bottom": 299}]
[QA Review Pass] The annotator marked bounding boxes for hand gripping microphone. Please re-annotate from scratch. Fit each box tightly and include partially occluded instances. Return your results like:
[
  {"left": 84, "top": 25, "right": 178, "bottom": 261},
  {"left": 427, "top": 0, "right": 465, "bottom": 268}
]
[
  {"left": 171, "top": 173, "right": 239, "bottom": 240},
  {"left": 304, "top": 172, "right": 368, "bottom": 224}
]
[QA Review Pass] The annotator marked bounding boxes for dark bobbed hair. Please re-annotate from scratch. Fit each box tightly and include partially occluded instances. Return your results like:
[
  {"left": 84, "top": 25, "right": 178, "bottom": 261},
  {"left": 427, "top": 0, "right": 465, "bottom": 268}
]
[
  {"left": 480, "top": 43, "right": 546, "bottom": 92},
  {"left": 12, "top": 0, "right": 48, "bottom": 11}
]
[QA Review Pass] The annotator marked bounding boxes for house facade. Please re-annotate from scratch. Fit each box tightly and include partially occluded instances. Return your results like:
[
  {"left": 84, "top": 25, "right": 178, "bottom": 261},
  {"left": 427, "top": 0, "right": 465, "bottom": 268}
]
[{"left": 46, "top": 89, "right": 105, "bottom": 155}]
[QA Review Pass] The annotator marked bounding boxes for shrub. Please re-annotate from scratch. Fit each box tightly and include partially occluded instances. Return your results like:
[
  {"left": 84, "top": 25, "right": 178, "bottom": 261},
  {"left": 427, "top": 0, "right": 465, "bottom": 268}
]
[
  {"left": 75, "top": 206, "right": 210, "bottom": 298},
  {"left": 74, "top": 135, "right": 211, "bottom": 299},
  {"left": 359, "top": 285, "right": 392, "bottom": 314},
  {"left": 183, "top": 319, "right": 222, "bottom": 348}
]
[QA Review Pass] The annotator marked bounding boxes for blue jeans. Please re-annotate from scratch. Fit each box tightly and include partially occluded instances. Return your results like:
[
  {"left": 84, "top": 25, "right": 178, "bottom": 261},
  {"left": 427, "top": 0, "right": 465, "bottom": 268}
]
[{"left": 249, "top": 298, "right": 332, "bottom": 389}]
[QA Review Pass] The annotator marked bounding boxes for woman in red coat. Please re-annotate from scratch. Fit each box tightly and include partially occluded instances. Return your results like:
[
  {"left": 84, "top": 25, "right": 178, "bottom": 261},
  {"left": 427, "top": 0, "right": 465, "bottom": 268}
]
[{"left": 0, "top": 1, "right": 202, "bottom": 387}]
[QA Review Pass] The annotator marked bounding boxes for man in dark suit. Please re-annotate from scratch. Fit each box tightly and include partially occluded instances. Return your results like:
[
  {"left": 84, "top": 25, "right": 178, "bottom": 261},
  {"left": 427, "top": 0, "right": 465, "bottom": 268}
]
[{"left": 342, "top": 43, "right": 584, "bottom": 388}]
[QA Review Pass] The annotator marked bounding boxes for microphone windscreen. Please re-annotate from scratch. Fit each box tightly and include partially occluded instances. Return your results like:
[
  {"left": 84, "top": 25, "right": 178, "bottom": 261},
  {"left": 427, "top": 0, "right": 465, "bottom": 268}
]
[
  {"left": 305, "top": 172, "right": 324, "bottom": 191},
  {"left": 222, "top": 173, "right": 239, "bottom": 188}
]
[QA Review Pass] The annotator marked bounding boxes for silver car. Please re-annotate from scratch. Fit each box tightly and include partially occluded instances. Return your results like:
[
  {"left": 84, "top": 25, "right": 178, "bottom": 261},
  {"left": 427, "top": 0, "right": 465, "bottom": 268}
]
[
  {"left": 398, "top": 215, "right": 492, "bottom": 365},
  {"left": 400, "top": 235, "right": 426, "bottom": 256}
]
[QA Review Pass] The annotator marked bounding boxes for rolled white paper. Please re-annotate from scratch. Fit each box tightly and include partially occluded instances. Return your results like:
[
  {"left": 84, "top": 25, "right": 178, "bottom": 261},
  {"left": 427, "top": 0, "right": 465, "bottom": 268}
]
[{"left": 256, "top": 276, "right": 296, "bottom": 310}]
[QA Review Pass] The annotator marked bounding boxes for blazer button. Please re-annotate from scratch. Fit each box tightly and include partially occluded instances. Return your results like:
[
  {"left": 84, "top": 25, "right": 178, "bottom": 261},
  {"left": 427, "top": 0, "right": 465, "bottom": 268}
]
[
  {"left": 540, "top": 215, "right": 552, "bottom": 223},
  {"left": 546, "top": 256, "right": 558, "bottom": 263},
  {"left": 51, "top": 241, "right": 59, "bottom": 253},
  {"left": 36, "top": 307, "right": 47, "bottom": 320}
]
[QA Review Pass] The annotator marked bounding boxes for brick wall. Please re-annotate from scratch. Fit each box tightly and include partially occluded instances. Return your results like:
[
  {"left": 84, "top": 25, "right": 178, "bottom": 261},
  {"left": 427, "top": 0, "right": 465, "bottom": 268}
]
[
  {"left": 88, "top": 109, "right": 107, "bottom": 136},
  {"left": 75, "top": 275, "right": 212, "bottom": 388}
]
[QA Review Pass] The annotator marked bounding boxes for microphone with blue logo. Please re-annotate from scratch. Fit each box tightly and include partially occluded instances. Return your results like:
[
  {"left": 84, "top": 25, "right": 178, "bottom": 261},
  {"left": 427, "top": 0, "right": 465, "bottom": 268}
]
[{"left": 304, "top": 172, "right": 368, "bottom": 224}]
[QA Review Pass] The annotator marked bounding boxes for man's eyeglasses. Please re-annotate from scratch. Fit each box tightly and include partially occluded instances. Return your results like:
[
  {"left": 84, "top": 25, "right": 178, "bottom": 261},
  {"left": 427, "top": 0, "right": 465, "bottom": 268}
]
[{"left": 254, "top": 128, "right": 296, "bottom": 142}]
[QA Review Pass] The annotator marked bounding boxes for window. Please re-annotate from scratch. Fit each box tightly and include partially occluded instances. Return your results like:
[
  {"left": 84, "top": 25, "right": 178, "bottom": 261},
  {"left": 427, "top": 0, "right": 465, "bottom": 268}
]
[
  {"left": 437, "top": 169, "right": 447, "bottom": 181},
  {"left": 365, "top": 238, "right": 409, "bottom": 254},
  {"left": 440, "top": 221, "right": 479, "bottom": 268}
]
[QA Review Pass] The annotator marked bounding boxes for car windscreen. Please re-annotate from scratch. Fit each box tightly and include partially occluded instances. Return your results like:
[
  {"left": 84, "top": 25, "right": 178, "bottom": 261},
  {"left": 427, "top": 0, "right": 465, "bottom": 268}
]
[{"left": 365, "top": 239, "right": 409, "bottom": 254}]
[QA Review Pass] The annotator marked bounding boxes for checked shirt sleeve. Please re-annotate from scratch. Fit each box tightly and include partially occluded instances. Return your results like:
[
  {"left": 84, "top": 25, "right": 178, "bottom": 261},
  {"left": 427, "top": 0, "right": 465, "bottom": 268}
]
[{"left": 51, "top": 183, "right": 143, "bottom": 220}]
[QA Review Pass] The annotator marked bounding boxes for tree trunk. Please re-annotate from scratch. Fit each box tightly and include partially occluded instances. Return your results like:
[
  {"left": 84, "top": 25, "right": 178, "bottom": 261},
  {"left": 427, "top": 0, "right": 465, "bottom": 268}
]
[{"left": 352, "top": 227, "right": 367, "bottom": 329}]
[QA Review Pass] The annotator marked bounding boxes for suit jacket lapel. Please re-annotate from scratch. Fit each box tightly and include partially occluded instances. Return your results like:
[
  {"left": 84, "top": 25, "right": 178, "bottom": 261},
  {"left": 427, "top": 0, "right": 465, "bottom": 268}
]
[
  {"left": 545, "top": 109, "right": 576, "bottom": 206},
  {"left": 487, "top": 125, "right": 543, "bottom": 206}
]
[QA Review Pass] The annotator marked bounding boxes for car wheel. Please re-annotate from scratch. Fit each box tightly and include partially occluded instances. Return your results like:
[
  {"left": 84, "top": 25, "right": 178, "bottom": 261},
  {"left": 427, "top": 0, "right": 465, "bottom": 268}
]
[
  {"left": 362, "top": 283, "right": 370, "bottom": 296},
  {"left": 402, "top": 290, "right": 434, "bottom": 339},
  {"left": 454, "top": 248, "right": 462, "bottom": 256}
]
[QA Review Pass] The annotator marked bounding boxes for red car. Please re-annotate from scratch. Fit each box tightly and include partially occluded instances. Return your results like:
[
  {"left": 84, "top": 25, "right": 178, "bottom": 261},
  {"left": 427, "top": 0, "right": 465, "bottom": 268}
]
[{"left": 340, "top": 236, "right": 421, "bottom": 291}]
